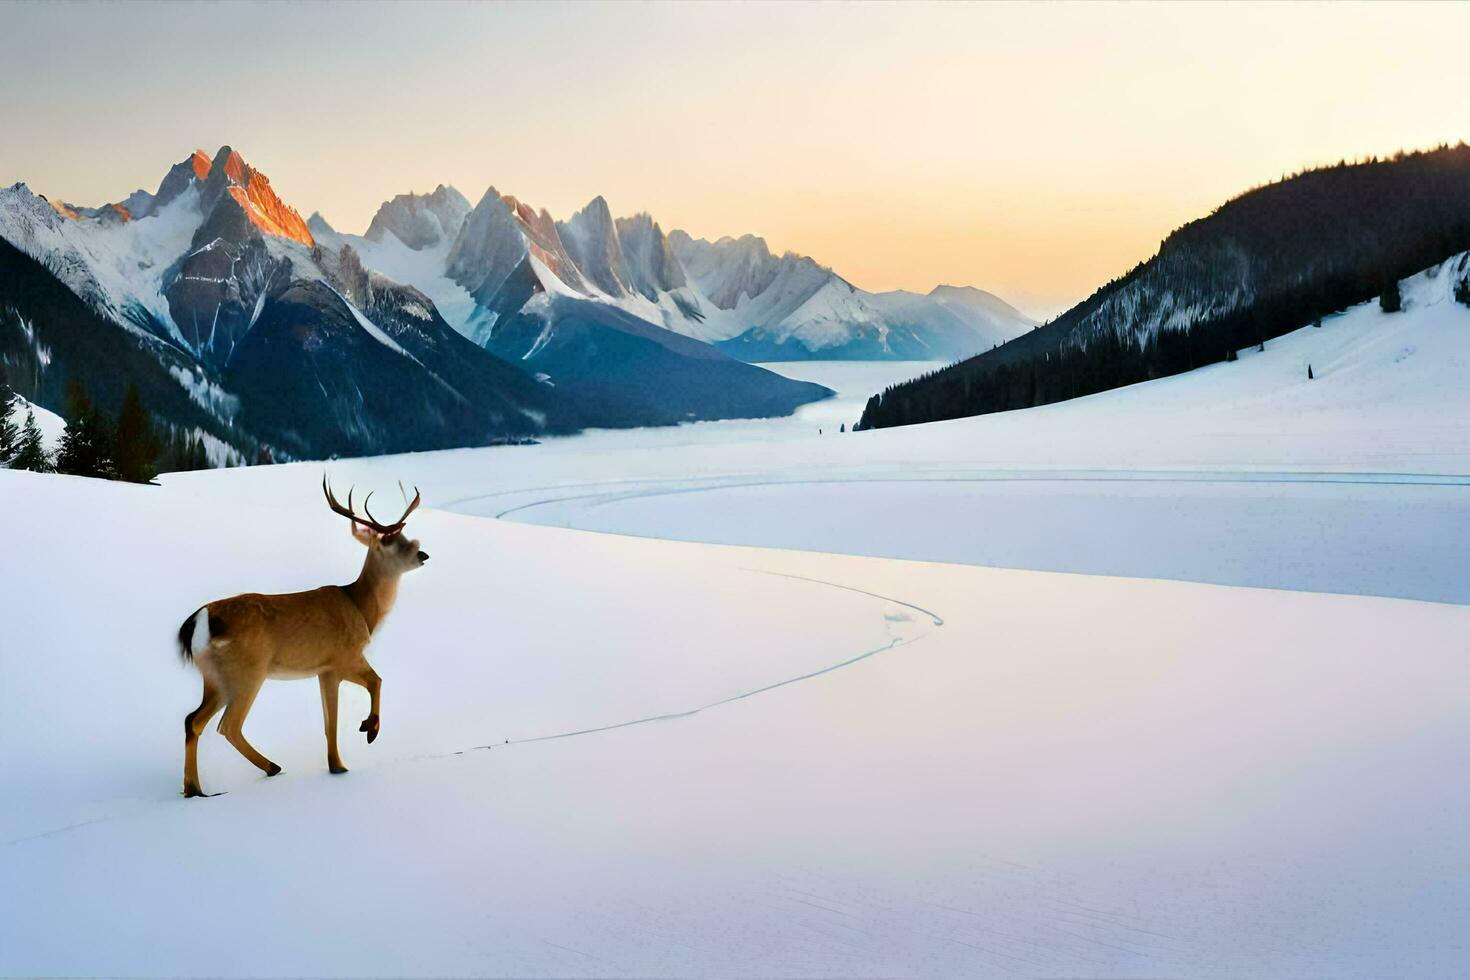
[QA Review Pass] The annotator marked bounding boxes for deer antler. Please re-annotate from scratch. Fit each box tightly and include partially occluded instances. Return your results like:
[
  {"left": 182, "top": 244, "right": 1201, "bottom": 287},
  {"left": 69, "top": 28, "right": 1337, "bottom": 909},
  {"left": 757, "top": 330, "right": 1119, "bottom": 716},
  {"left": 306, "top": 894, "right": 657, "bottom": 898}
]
[{"left": 323, "top": 476, "right": 421, "bottom": 536}]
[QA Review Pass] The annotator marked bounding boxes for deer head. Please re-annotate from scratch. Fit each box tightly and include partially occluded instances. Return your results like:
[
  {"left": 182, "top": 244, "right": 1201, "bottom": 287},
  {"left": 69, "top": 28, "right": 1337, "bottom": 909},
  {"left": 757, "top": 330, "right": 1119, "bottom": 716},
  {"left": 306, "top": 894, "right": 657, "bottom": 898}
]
[{"left": 323, "top": 476, "right": 429, "bottom": 575}]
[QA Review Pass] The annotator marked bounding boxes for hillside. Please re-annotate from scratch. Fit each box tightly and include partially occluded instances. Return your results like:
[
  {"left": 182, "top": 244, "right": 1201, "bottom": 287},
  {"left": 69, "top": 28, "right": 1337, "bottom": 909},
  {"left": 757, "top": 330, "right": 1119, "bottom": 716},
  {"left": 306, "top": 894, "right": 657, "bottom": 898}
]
[{"left": 859, "top": 144, "right": 1470, "bottom": 429}]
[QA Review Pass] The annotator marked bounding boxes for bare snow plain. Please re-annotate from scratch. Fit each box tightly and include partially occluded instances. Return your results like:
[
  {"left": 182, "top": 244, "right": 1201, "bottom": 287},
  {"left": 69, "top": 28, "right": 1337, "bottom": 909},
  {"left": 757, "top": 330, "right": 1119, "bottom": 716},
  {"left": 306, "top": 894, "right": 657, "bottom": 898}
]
[{"left": 4, "top": 261, "right": 1470, "bottom": 977}]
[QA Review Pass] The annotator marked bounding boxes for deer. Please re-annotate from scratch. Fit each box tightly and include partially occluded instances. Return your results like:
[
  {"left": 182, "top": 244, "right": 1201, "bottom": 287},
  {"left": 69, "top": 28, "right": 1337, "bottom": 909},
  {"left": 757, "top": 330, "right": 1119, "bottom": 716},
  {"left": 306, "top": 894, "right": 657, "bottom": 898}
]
[{"left": 175, "top": 478, "right": 428, "bottom": 798}]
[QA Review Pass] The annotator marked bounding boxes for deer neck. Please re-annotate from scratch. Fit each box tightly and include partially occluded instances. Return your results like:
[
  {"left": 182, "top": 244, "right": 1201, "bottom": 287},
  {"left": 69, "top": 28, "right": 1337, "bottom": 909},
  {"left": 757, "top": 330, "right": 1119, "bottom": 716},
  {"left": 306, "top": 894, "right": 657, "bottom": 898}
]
[{"left": 345, "top": 555, "right": 401, "bottom": 634}]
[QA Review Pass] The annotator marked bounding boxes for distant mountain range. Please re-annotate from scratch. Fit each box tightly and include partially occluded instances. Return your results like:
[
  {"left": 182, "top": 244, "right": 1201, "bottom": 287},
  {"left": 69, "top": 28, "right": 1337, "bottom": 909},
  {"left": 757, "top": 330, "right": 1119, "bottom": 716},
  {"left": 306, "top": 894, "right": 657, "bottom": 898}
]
[
  {"left": 859, "top": 144, "right": 1470, "bottom": 430},
  {"left": 0, "top": 145, "right": 1028, "bottom": 462},
  {"left": 319, "top": 182, "right": 1033, "bottom": 363}
]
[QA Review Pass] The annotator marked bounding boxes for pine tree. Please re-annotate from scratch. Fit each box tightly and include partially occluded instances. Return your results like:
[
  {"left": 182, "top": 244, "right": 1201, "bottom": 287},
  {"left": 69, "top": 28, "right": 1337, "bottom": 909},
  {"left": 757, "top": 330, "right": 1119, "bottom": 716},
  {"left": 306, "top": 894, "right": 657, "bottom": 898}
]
[
  {"left": 0, "top": 382, "right": 19, "bottom": 464},
  {"left": 112, "top": 383, "right": 159, "bottom": 483},
  {"left": 55, "top": 379, "right": 116, "bottom": 479},
  {"left": 1380, "top": 279, "right": 1403, "bottom": 312},
  {"left": 1308, "top": 364, "right": 1314, "bottom": 380},
  {"left": 10, "top": 409, "right": 51, "bottom": 472}
]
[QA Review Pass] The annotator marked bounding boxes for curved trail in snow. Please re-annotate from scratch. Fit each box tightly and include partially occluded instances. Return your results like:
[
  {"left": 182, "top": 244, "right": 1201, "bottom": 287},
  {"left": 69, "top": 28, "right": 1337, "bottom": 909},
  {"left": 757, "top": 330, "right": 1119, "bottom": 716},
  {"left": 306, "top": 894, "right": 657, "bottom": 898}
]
[{"left": 449, "top": 566, "right": 945, "bottom": 754}]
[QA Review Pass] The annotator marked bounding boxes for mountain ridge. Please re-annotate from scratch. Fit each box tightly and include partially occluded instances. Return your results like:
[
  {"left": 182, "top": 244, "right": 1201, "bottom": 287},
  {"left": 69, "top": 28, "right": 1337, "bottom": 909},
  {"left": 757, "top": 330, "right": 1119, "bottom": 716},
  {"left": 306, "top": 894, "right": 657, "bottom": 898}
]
[
  {"left": 857, "top": 143, "right": 1470, "bottom": 429},
  {"left": 1, "top": 145, "right": 829, "bottom": 463}
]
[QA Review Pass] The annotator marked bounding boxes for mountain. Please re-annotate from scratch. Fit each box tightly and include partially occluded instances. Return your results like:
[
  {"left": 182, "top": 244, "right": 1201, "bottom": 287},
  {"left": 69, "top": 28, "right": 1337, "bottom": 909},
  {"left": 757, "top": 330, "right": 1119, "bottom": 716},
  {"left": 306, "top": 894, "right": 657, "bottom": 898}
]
[
  {"left": 858, "top": 144, "right": 1470, "bottom": 430},
  {"left": 0, "top": 146, "right": 831, "bottom": 463},
  {"left": 484, "top": 296, "right": 830, "bottom": 426},
  {"left": 0, "top": 149, "right": 573, "bottom": 460},
  {"left": 365, "top": 185, "right": 471, "bottom": 251},
  {"left": 340, "top": 188, "right": 830, "bottom": 420},
  {"left": 355, "top": 185, "right": 1032, "bottom": 362}
]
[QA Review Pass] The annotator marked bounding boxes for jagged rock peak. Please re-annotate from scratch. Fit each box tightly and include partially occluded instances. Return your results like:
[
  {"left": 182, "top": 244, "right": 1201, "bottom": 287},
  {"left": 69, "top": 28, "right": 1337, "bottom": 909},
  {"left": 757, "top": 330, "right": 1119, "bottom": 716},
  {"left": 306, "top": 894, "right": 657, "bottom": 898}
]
[
  {"left": 199, "top": 145, "right": 314, "bottom": 247},
  {"left": 557, "top": 195, "right": 630, "bottom": 296}
]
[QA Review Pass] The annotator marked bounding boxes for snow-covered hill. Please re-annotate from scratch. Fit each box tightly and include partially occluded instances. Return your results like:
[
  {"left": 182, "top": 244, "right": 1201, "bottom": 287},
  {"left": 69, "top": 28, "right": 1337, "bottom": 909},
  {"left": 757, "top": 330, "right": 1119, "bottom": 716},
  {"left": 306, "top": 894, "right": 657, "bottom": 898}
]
[
  {"left": 3, "top": 351, "right": 1469, "bottom": 974},
  {"left": 861, "top": 144, "right": 1470, "bottom": 429}
]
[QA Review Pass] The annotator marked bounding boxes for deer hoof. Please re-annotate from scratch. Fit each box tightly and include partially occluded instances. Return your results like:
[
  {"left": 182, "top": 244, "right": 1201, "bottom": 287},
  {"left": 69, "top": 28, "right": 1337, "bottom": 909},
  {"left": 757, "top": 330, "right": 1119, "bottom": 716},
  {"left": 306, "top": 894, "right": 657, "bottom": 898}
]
[
  {"left": 330, "top": 764, "right": 349, "bottom": 775},
  {"left": 361, "top": 715, "right": 380, "bottom": 743},
  {"left": 265, "top": 763, "right": 282, "bottom": 777}
]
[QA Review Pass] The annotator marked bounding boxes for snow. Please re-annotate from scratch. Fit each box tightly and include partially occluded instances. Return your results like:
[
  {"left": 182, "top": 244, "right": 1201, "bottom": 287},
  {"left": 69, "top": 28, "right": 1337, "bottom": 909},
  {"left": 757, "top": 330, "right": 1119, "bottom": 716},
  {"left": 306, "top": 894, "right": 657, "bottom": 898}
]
[
  {"left": 418, "top": 260, "right": 1470, "bottom": 601},
  {"left": 3, "top": 256, "right": 1470, "bottom": 975},
  {"left": 3, "top": 392, "right": 65, "bottom": 452},
  {"left": 2, "top": 458, "right": 1467, "bottom": 976},
  {"left": 0, "top": 182, "right": 201, "bottom": 341}
]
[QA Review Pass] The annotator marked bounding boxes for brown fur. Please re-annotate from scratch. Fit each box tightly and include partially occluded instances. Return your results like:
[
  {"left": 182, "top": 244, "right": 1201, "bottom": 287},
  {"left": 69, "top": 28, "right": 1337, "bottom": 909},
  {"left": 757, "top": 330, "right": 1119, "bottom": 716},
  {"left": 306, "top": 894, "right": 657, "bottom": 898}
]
[{"left": 181, "top": 508, "right": 427, "bottom": 798}]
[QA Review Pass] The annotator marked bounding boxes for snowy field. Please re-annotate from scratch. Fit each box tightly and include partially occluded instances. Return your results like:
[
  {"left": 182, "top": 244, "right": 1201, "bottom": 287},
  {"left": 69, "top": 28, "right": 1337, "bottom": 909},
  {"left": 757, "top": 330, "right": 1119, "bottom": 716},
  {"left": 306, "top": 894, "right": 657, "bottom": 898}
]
[{"left": 4, "top": 266, "right": 1470, "bottom": 977}]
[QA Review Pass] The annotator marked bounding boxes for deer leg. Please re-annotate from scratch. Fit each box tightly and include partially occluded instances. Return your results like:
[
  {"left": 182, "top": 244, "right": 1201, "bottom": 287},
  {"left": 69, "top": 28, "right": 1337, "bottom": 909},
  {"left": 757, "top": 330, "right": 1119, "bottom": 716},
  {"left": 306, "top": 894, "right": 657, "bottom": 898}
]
[
  {"left": 319, "top": 673, "right": 347, "bottom": 774},
  {"left": 183, "top": 678, "right": 224, "bottom": 798},
  {"left": 218, "top": 676, "right": 280, "bottom": 777},
  {"left": 349, "top": 664, "right": 382, "bottom": 744}
]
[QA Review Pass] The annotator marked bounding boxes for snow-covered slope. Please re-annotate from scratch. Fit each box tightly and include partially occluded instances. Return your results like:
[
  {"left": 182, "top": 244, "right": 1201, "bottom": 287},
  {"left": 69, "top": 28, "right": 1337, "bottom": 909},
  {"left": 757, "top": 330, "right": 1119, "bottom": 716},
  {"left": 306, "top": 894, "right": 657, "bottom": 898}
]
[
  {"left": 860, "top": 144, "right": 1470, "bottom": 429},
  {"left": 0, "top": 180, "right": 198, "bottom": 339},
  {"left": 3, "top": 404, "right": 1468, "bottom": 975}
]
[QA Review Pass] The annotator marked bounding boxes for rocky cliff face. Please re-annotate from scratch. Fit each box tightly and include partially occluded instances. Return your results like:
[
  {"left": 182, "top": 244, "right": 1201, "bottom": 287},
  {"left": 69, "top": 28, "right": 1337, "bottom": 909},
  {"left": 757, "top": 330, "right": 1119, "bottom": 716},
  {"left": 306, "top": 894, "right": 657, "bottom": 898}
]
[{"left": 162, "top": 148, "right": 306, "bottom": 366}]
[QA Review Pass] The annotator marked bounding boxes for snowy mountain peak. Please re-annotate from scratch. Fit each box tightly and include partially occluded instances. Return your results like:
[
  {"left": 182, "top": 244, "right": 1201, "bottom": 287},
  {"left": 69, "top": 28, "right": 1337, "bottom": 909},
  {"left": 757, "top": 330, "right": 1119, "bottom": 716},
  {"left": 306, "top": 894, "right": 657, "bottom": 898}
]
[
  {"left": 364, "top": 184, "right": 471, "bottom": 251},
  {"left": 198, "top": 145, "right": 314, "bottom": 247}
]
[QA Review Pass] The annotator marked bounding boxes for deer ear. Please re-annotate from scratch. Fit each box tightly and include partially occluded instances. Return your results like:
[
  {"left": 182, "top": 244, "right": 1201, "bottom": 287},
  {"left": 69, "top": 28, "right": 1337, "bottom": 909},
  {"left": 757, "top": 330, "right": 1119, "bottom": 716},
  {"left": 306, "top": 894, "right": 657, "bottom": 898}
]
[{"left": 350, "top": 523, "right": 378, "bottom": 546}]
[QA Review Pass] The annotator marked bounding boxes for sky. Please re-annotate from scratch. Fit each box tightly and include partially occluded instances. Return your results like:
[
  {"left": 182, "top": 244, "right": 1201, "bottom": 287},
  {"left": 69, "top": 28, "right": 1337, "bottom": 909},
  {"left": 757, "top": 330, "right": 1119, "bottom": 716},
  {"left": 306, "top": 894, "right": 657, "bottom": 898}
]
[{"left": 2, "top": 1, "right": 1467, "bottom": 318}]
